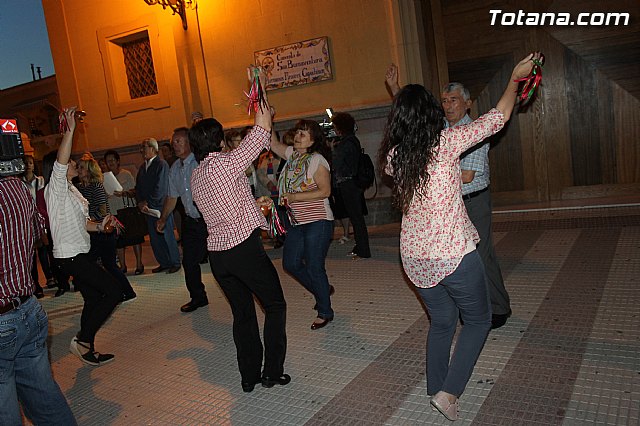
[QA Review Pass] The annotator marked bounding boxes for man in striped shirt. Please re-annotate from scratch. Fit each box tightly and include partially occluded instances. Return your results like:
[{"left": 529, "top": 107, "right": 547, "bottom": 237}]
[
  {"left": 0, "top": 174, "right": 76, "bottom": 424},
  {"left": 190, "top": 67, "right": 289, "bottom": 393}
]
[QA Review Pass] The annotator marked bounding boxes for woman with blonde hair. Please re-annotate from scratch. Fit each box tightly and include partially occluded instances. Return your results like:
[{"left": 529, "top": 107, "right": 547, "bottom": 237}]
[{"left": 76, "top": 152, "right": 137, "bottom": 303}]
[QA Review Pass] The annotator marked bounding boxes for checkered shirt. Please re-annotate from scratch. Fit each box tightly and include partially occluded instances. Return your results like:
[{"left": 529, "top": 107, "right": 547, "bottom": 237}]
[
  {"left": 191, "top": 126, "right": 270, "bottom": 251},
  {"left": 0, "top": 177, "right": 44, "bottom": 307},
  {"left": 448, "top": 114, "right": 490, "bottom": 195}
]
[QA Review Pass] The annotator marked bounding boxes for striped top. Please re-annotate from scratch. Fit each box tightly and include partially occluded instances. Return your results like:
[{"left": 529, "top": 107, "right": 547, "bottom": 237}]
[
  {"left": 281, "top": 146, "right": 333, "bottom": 225},
  {"left": 78, "top": 182, "right": 110, "bottom": 220},
  {"left": 0, "top": 177, "right": 44, "bottom": 307},
  {"left": 45, "top": 161, "right": 91, "bottom": 259}
]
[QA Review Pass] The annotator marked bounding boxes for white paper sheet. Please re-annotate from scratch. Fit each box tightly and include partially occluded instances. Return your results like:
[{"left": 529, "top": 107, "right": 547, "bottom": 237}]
[
  {"left": 102, "top": 171, "right": 123, "bottom": 195},
  {"left": 144, "top": 208, "right": 161, "bottom": 218}
]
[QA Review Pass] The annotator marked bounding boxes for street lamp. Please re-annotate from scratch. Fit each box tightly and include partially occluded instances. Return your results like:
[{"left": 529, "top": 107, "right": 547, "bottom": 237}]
[{"left": 143, "top": 0, "right": 195, "bottom": 30}]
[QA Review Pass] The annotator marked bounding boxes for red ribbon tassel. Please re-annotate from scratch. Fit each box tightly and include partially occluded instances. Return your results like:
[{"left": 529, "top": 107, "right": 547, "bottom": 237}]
[
  {"left": 58, "top": 112, "right": 70, "bottom": 134},
  {"left": 514, "top": 56, "right": 544, "bottom": 105},
  {"left": 263, "top": 199, "right": 288, "bottom": 239},
  {"left": 244, "top": 67, "right": 268, "bottom": 114}
]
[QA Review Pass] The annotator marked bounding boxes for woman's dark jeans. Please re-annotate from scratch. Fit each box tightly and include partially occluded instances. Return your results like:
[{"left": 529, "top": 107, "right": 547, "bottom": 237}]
[{"left": 283, "top": 220, "right": 334, "bottom": 319}]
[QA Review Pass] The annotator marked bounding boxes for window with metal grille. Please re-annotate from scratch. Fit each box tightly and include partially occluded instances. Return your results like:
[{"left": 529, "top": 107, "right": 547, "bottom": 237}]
[{"left": 122, "top": 37, "right": 158, "bottom": 99}]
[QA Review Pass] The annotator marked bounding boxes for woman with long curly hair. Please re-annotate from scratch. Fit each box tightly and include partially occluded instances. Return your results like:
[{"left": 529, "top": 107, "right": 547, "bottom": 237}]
[{"left": 380, "top": 53, "right": 540, "bottom": 420}]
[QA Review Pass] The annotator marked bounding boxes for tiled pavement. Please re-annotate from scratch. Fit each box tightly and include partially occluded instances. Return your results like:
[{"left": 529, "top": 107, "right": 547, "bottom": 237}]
[{"left": 35, "top": 205, "right": 639, "bottom": 425}]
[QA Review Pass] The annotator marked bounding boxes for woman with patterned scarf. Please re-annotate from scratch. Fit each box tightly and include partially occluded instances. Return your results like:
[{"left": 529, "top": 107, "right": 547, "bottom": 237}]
[{"left": 265, "top": 119, "right": 335, "bottom": 330}]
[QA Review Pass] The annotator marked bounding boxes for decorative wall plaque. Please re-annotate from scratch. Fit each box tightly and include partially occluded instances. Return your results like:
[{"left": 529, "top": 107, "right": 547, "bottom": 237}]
[{"left": 255, "top": 36, "right": 332, "bottom": 90}]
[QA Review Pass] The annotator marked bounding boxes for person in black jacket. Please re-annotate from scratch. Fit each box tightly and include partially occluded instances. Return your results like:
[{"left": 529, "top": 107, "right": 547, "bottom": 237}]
[{"left": 331, "top": 112, "right": 371, "bottom": 259}]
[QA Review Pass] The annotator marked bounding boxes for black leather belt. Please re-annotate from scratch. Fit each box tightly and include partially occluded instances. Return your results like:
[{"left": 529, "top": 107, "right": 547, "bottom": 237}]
[
  {"left": 0, "top": 295, "right": 31, "bottom": 315},
  {"left": 462, "top": 186, "right": 489, "bottom": 201}
]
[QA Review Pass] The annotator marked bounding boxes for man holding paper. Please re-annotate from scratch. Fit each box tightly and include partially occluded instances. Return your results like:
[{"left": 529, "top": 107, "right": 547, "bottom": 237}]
[{"left": 135, "top": 138, "right": 181, "bottom": 274}]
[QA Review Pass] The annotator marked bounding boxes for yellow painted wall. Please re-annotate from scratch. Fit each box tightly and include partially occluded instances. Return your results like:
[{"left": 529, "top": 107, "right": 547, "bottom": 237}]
[
  {"left": 198, "top": 0, "right": 396, "bottom": 127},
  {"left": 42, "top": 0, "right": 397, "bottom": 152}
]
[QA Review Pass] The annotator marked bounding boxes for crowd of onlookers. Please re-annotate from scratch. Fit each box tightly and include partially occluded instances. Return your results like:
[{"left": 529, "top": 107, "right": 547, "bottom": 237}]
[{"left": 24, "top": 114, "right": 371, "bottom": 304}]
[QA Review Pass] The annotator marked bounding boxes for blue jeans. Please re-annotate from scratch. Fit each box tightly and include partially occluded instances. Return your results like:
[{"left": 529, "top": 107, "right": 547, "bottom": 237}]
[
  {"left": 146, "top": 214, "right": 180, "bottom": 268},
  {"left": 417, "top": 250, "right": 491, "bottom": 397},
  {"left": 283, "top": 220, "right": 334, "bottom": 319},
  {"left": 0, "top": 297, "right": 77, "bottom": 425}
]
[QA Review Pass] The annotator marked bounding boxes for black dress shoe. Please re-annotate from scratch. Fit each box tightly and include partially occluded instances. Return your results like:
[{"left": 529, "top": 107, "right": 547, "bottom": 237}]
[
  {"left": 54, "top": 288, "right": 67, "bottom": 297},
  {"left": 166, "top": 265, "right": 181, "bottom": 274},
  {"left": 261, "top": 374, "right": 291, "bottom": 388},
  {"left": 180, "top": 299, "right": 209, "bottom": 313},
  {"left": 241, "top": 377, "right": 262, "bottom": 393},
  {"left": 491, "top": 309, "right": 512, "bottom": 329},
  {"left": 152, "top": 266, "right": 168, "bottom": 273},
  {"left": 311, "top": 317, "right": 333, "bottom": 330}
]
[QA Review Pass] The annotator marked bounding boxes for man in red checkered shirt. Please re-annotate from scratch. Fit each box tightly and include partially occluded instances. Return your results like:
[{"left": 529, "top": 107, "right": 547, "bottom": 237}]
[
  {"left": 1, "top": 173, "right": 76, "bottom": 423},
  {"left": 190, "top": 67, "right": 289, "bottom": 393}
]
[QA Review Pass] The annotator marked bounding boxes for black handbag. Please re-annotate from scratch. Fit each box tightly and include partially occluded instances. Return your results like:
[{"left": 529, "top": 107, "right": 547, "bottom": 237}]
[{"left": 116, "top": 197, "right": 148, "bottom": 239}]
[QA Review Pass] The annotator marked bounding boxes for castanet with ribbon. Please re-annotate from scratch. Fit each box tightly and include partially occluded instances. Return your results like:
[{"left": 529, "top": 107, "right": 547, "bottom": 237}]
[
  {"left": 259, "top": 198, "right": 288, "bottom": 239},
  {"left": 245, "top": 66, "right": 268, "bottom": 114},
  {"left": 514, "top": 54, "right": 544, "bottom": 106}
]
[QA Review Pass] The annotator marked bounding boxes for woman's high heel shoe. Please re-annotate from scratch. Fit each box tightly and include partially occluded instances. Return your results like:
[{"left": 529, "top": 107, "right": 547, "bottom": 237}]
[
  {"left": 311, "top": 317, "right": 333, "bottom": 330},
  {"left": 134, "top": 266, "right": 144, "bottom": 275}
]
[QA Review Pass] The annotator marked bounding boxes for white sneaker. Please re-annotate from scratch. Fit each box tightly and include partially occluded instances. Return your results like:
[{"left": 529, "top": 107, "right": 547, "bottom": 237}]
[{"left": 69, "top": 337, "right": 99, "bottom": 366}]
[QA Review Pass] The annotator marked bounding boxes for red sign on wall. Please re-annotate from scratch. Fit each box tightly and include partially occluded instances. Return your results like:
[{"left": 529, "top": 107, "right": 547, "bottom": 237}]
[{"left": 1, "top": 119, "right": 19, "bottom": 134}]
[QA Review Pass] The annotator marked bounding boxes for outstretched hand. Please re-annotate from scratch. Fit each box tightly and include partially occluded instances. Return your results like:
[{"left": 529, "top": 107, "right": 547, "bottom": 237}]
[
  {"left": 512, "top": 52, "right": 543, "bottom": 80},
  {"left": 385, "top": 64, "right": 398, "bottom": 86},
  {"left": 61, "top": 106, "right": 78, "bottom": 134},
  {"left": 385, "top": 63, "right": 400, "bottom": 96}
]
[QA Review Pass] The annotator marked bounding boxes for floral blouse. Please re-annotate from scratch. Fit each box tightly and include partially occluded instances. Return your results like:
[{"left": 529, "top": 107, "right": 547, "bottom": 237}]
[{"left": 391, "top": 109, "right": 504, "bottom": 288}]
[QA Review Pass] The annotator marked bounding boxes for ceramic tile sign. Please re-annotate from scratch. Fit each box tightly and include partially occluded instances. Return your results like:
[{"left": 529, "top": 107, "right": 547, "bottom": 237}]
[{"left": 255, "top": 36, "right": 332, "bottom": 90}]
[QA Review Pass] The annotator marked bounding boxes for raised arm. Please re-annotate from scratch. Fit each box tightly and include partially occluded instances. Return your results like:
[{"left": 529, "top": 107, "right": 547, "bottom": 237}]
[
  {"left": 496, "top": 52, "right": 541, "bottom": 122},
  {"left": 385, "top": 64, "right": 401, "bottom": 97},
  {"left": 57, "top": 107, "right": 78, "bottom": 165}
]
